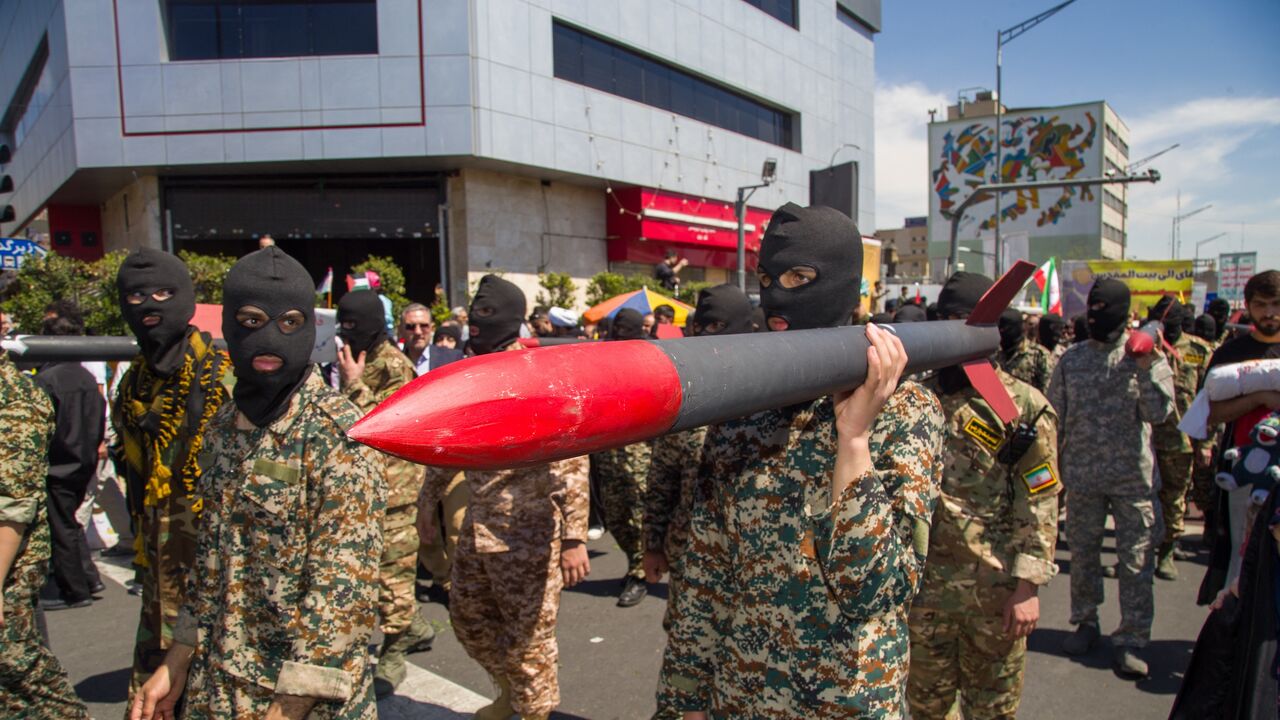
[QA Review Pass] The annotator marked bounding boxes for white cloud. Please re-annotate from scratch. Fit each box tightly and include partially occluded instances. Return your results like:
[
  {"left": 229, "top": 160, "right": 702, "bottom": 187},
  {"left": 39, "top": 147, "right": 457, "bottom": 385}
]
[
  {"left": 1127, "top": 96, "right": 1280, "bottom": 145},
  {"left": 874, "top": 81, "right": 949, "bottom": 229}
]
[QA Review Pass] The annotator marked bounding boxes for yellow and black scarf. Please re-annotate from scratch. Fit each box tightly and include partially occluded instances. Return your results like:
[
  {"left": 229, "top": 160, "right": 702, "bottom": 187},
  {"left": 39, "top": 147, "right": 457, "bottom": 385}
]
[{"left": 114, "top": 328, "right": 231, "bottom": 563}]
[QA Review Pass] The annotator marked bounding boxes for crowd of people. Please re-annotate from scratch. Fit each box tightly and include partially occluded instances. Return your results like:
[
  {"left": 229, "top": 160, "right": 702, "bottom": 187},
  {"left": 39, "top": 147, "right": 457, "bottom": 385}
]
[{"left": 0, "top": 202, "right": 1277, "bottom": 719}]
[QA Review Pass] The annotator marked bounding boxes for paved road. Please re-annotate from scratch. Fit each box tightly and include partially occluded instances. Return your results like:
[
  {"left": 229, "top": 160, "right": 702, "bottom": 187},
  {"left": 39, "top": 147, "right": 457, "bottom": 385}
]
[{"left": 52, "top": 521, "right": 1209, "bottom": 719}]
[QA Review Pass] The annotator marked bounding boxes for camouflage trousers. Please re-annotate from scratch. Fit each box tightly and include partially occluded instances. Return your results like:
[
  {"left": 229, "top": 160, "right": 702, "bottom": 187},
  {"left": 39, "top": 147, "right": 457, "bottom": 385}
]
[
  {"left": 450, "top": 534, "right": 563, "bottom": 717},
  {"left": 1155, "top": 447, "right": 1193, "bottom": 544},
  {"left": 379, "top": 504, "right": 420, "bottom": 635},
  {"left": 1066, "top": 491, "right": 1155, "bottom": 648},
  {"left": 418, "top": 470, "right": 469, "bottom": 593},
  {"left": 653, "top": 557, "right": 687, "bottom": 720},
  {"left": 592, "top": 446, "right": 648, "bottom": 579},
  {"left": 1190, "top": 461, "right": 1217, "bottom": 519},
  {"left": 0, "top": 565, "right": 89, "bottom": 720},
  {"left": 183, "top": 658, "right": 375, "bottom": 719},
  {"left": 907, "top": 606, "right": 1026, "bottom": 720}
]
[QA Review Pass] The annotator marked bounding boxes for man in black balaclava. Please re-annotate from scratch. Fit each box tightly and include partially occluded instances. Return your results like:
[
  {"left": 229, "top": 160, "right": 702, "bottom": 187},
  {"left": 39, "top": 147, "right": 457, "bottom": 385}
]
[
  {"left": 894, "top": 304, "right": 926, "bottom": 323},
  {"left": 1193, "top": 314, "right": 1217, "bottom": 342},
  {"left": 690, "top": 284, "right": 754, "bottom": 336},
  {"left": 1047, "top": 276, "right": 1174, "bottom": 679},
  {"left": 1038, "top": 314, "right": 1066, "bottom": 353},
  {"left": 337, "top": 288, "right": 435, "bottom": 696},
  {"left": 134, "top": 246, "right": 386, "bottom": 719},
  {"left": 757, "top": 203, "right": 862, "bottom": 332},
  {"left": 1179, "top": 302, "right": 1196, "bottom": 337},
  {"left": 596, "top": 304, "right": 653, "bottom": 607},
  {"left": 114, "top": 249, "right": 232, "bottom": 707},
  {"left": 467, "top": 275, "right": 526, "bottom": 356},
  {"left": 997, "top": 307, "right": 1052, "bottom": 392},
  {"left": 909, "top": 270, "right": 1060, "bottom": 718},
  {"left": 1207, "top": 297, "right": 1232, "bottom": 344},
  {"left": 1071, "top": 315, "right": 1089, "bottom": 344}
]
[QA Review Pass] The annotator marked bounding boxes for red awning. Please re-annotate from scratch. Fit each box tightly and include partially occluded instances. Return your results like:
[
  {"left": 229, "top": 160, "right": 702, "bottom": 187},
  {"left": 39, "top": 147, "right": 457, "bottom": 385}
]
[{"left": 606, "top": 187, "right": 773, "bottom": 270}]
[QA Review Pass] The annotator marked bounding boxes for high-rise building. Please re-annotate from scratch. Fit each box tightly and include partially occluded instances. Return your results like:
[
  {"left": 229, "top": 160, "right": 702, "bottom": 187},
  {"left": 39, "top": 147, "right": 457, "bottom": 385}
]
[{"left": 874, "top": 215, "right": 928, "bottom": 280}]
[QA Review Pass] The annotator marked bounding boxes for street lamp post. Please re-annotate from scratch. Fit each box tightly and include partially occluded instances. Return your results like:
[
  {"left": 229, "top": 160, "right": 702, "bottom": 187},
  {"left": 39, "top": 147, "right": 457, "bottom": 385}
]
[
  {"left": 736, "top": 158, "right": 778, "bottom": 291},
  {"left": 1193, "top": 232, "right": 1227, "bottom": 268},
  {"left": 1171, "top": 193, "right": 1212, "bottom": 259}
]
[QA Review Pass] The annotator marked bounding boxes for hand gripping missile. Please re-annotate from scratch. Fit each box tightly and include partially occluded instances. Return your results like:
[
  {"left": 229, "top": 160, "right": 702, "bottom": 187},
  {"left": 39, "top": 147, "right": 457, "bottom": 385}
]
[
  {"left": 1, "top": 335, "right": 140, "bottom": 362},
  {"left": 349, "top": 261, "right": 1037, "bottom": 470}
]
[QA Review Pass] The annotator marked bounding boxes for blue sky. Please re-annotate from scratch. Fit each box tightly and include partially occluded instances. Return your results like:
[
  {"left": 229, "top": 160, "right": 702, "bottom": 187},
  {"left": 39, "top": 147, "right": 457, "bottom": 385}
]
[{"left": 872, "top": 0, "right": 1280, "bottom": 272}]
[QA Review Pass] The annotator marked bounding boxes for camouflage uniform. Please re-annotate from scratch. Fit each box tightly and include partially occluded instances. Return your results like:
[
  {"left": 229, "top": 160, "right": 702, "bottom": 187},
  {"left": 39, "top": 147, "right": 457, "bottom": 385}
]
[
  {"left": 645, "top": 425, "right": 709, "bottom": 720},
  {"left": 661, "top": 383, "right": 945, "bottom": 717},
  {"left": 1047, "top": 339, "right": 1175, "bottom": 648},
  {"left": 591, "top": 441, "right": 651, "bottom": 579},
  {"left": 908, "top": 370, "right": 1061, "bottom": 719},
  {"left": 423, "top": 456, "right": 589, "bottom": 717},
  {"left": 175, "top": 372, "right": 386, "bottom": 718},
  {"left": 340, "top": 339, "right": 424, "bottom": 635},
  {"left": 0, "top": 356, "right": 89, "bottom": 719},
  {"left": 997, "top": 339, "right": 1052, "bottom": 393},
  {"left": 1153, "top": 334, "right": 1213, "bottom": 544}
]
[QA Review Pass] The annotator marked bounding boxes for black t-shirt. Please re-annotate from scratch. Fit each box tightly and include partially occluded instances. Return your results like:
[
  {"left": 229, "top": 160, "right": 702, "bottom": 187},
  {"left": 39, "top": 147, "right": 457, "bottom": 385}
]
[{"left": 654, "top": 262, "right": 677, "bottom": 291}]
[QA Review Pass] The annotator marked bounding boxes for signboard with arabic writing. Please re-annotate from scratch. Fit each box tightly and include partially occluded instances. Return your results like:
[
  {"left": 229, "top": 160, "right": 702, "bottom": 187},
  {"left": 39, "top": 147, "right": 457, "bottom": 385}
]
[
  {"left": 0, "top": 238, "right": 48, "bottom": 270},
  {"left": 1060, "top": 259, "right": 1194, "bottom": 318},
  {"left": 1218, "top": 252, "right": 1257, "bottom": 306}
]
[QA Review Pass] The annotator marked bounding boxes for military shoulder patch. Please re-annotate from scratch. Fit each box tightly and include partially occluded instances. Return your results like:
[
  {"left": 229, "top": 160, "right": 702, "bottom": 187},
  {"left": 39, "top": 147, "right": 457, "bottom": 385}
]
[
  {"left": 963, "top": 416, "right": 1002, "bottom": 452},
  {"left": 252, "top": 458, "right": 302, "bottom": 485},
  {"left": 1022, "top": 463, "right": 1058, "bottom": 494},
  {"left": 1183, "top": 350, "right": 1206, "bottom": 366}
]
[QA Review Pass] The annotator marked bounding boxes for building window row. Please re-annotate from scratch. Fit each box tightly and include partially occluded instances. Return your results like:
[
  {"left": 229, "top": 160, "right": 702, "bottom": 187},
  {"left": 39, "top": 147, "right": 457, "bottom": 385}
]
[
  {"left": 1, "top": 37, "right": 54, "bottom": 151},
  {"left": 741, "top": 0, "right": 797, "bottom": 28},
  {"left": 1104, "top": 123, "right": 1129, "bottom": 159},
  {"left": 165, "top": 0, "right": 378, "bottom": 61},
  {"left": 1103, "top": 189, "right": 1127, "bottom": 215},
  {"left": 1105, "top": 157, "right": 1125, "bottom": 175},
  {"left": 1102, "top": 222, "right": 1126, "bottom": 244},
  {"left": 552, "top": 21, "right": 800, "bottom": 151}
]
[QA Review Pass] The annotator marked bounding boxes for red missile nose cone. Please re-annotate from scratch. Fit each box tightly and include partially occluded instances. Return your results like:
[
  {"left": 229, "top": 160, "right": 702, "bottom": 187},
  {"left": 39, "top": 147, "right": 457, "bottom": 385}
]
[
  {"left": 348, "top": 341, "right": 684, "bottom": 470},
  {"left": 1125, "top": 332, "right": 1154, "bottom": 356}
]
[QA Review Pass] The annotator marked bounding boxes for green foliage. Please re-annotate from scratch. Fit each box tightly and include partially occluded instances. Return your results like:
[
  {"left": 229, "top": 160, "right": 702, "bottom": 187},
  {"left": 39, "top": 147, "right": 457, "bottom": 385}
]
[
  {"left": 178, "top": 249, "right": 236, "bottom": 304},
  {"left": 351, "top": 255, "right": 410, "bottom": 319},
  {"left": 676, "top": 280, "right": 714, "bottom": 306},
  {"left": 429, "top": 300, "right": 453, "bottom": 325},
  {"left": 535, "top": 272, "right": 577, "bottom": 309},
  {"left": 584, "top": 272, "right": 651, "bottom": 307},
  {"left": 1, "top": 251, "right": 128, "bottom": 335}
]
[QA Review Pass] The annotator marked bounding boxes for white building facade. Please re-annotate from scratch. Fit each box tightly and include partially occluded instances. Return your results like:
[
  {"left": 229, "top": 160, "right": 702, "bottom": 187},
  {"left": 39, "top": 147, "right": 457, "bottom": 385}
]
[{"left": 1, "top": 0, "right": 879, "bottom": 307}]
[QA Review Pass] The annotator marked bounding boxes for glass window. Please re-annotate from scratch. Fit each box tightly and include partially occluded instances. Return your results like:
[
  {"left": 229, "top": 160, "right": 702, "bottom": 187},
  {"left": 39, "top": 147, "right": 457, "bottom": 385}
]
[
  {"left": 165, "top": 0, "right": 378, "bottom": 60},
  {"left": 1, "top": 38, "right": 56, "bottom": 150},
  {"left": 551, "top": 21, "right": 799, "bottom": 150},
  {"left": 741, "top": 0, "right": 797, "bottom": 28}
]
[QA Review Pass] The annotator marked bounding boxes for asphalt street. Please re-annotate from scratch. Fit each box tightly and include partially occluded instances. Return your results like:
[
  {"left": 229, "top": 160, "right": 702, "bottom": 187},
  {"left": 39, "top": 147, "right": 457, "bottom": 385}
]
[{"left": 51, "top": 520, "right": 1208, "bottom": 720}]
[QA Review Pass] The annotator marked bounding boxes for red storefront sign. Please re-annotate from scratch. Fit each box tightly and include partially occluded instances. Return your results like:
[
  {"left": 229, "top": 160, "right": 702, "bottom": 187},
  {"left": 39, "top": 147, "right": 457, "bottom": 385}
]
[{"left": 606, "top": 187, "right": 773, "bottom": 270}]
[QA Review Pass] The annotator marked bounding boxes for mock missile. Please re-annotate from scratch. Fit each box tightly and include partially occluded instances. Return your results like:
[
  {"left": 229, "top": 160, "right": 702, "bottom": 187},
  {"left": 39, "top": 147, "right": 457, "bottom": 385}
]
[
  {"left": 517, "top": 336, "right": 596, "bottom": 348},
  {"left": 349, "top": 261, "right": 1036, "bottom": 470},
  {"left": 1, "top": 335, "right": 140, "bottom": 362},
  {"left": 1125, "top": 320, "right": 1167, "bottom": 357}
]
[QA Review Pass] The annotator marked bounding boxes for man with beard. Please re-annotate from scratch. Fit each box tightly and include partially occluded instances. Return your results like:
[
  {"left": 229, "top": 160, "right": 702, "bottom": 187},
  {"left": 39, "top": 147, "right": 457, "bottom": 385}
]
[
  {"left": 132, "top": 247, "right": 385, "bottom": 720},
  {"left": 996, "top": 309, "right": 1052, "bottom": 392},
  {"left": 908, "top": 272, "right": 1060, "bottom": 720},
  {"left": 1048, "top": 278, "right": 1174, "bottom": 679},
  {"left": 644, "top": 284, "right": 754, "bottom": 720},
  {"left": 336, "top": 289, "right": 434, "bottom": 697},
  {"left": 591, "top": 308, "right": 654, "bottom": 607},
  {"left": 113, "top": 249, "right": 234, "bottom": 711},
  {"left": 1207, "top": 297, "right": 1233, "bottom": 347},
  {"left": 661, "top": 204, "right": 945, "bottom": 717},
  {"left": 416, "top": 275, "right": 590, "bottom": 720}
]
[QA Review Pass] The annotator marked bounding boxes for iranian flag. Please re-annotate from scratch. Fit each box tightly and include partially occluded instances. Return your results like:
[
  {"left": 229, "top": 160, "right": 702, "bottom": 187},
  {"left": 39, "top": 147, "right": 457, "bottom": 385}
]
[{"left": 1033, "top": 258, "right": 1061, "bottom": 315}]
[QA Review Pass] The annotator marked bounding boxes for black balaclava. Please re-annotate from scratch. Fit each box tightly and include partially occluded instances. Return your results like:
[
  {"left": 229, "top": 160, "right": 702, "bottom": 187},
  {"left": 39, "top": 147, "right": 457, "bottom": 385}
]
[
  {"left": 1038, "top": 314, "right": 1066, "bottom": 351},
  {"left": 693, "top": 284, "right": 754, "bottom": 336},
  {"left": 467, "top": 275, "right": 526, "bottom": 356},
  {"left": 1194, "top": 314, "right": 1217, "bottom": 341},
  {"left": 1148, "top": 296, "right": 1183, "bottom": 343},
  {"left": 750, "top": 306, "right": 766, "bottom": 332},
  {"left": 433, "top": 325, "right": 462, "bottom": 345},
  {"left": 758, "top": 203, "right": 863, "bottom": 331},
  {"left": 1208, "top": 298, "right": 1231, "bottom": 341},
  {"left": 117, "top": 249, "right": 197, "bottom": 376},
  {"left": 336, "top": 289, "right": 388, "bottom": 356},
  {"left": 222, "top": 247, "right": 316, "bottom": 428},
  {"left": 926, "top": 302, "right": 939, "bottom": 321},
  {"left": 1086, "top": 278, "right": 1131, "bottom": 343},
  {"left": 998, "top": 308, "right": 1025, "bottom": 352},
  {"left": 934, "top": 271, "right": 994, "bottom": 394},
  {"left": 610, "top": 308, "right": 647, "bottom": 340},
  {"left": 1072, "top": 315, "right": 1090, "bottom": 344},
  {"left": 1180, "top": 303, "right": 1196, "bottom": 336},
  {"left": 894, "top": 304, "right": 926, "bottom": 323}
]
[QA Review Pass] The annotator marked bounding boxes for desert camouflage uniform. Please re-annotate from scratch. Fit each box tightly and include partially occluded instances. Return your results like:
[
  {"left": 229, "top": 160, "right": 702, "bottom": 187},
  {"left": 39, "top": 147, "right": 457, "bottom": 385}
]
[
  {"left": 1153, "top": 334, "right": 1213, "bottom": 544},
  {"left": 646, "top": 425, "right": 709, "bottom": 720},
  {"left": 591, "top": 441, "right": 651, "bottom": 579},
  {"left": 423, "top": 455, "right": 589, "bottom": 717},
  {"left": 0, "top": 356, "right": 89, "bottom": 719},
  {"left": 341, "top": 339, "right": 424, "bottom": 634},
  {"left": 998, "top": 338, "right": 1052, "bottom": 393},
  {"left": 661, "top": 382, "right": 944, "bottom": 718},
  {"left": 1047, "top": 343, "right": 1068, "bottom": 374},
  {"left": 175, "top": 372, "right": 386, "bottom": 718},
  {"left": 908, "top": 370, "right": 1060, "bottom": 719},
  {"left": 1048, "top": 338, "right": 1174, "bottom": 648}
]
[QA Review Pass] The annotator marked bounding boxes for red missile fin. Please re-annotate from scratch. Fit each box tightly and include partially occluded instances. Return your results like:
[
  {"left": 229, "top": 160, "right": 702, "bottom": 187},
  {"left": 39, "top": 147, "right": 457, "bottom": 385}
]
[
  {"left": 967, "top": 260, "right": 1037, "bottom": 326},
  {"left": 962, "top": 359, "right": 1020, "bottom": 425}
]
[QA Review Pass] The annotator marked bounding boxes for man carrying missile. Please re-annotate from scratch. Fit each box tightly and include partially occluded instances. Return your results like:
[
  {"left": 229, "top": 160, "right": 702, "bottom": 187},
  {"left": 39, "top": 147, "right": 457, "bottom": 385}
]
[
  {"left": 1049, "top": 278, "right": 1175, "bottom": 679},
  {"left": 997, "top": 308, "right": 1052, "bottom": 392},
  {"left": 131, "top": 247, "right": 386, "bottom": 719},
  {"left": 591, "top": 307, "right": 655, "bottom": 607},
  {"left": 416, "top": 274, "right": 591, "bottom": 720},
  {"left": 645, "top": 284, "right": 755, "bottom": 720},
  {"left": 336, "top": 289, "right": 434, "bottom": 697},
  {"left": 113, "top": 249, "right": 233, "bottom": 713},
  {"left": 660, "top": 204, "right": 946, "bottom": 717},
  {"left": 907, "top": 272, "right": 1061, "bottom": 720}
]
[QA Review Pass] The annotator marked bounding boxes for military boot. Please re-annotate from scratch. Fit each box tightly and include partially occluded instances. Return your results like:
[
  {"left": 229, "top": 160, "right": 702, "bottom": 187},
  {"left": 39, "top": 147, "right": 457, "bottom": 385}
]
[
  {"left": 1114, "top": 647, "right": 1150, "bottom": 679},
  {"left": 1061, "top": 622, "right": 1099, "bottom": 656},
  {"left": 474, "top": 675, "right": 514, "bottom": 720},
  {"left": 1155, "top": 542, "right": 1179, "bottom": 581},
  {"left": 374, "top": 615, "right": 436, "bottom": 698}
]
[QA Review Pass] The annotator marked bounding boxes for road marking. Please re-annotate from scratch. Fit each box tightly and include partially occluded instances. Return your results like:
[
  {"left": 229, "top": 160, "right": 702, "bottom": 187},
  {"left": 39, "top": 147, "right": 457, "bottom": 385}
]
[{"left": 95, "top": 558, "right": 491, "bottom": 717}]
